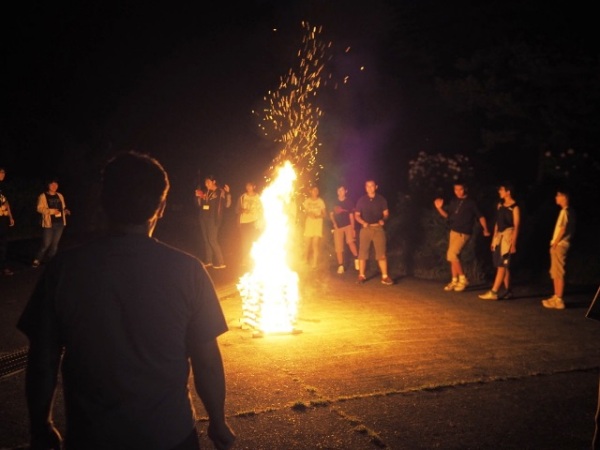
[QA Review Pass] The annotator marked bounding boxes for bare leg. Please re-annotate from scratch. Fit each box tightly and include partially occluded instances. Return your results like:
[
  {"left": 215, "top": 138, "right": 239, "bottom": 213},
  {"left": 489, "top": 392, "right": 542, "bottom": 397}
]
[
  {"left": 503, "top": 268, "right": 511, "bottom": 291},
  {"left": 348, "top": 240, "right": 358, "bottom": 258},
  {"left": 554, "top": 277, "right": 565, "bottom": 298},
  {"left": 336, "top": 251, "right": 343, "bottom": 265},
  {"left": 451, "top": 260, "right": 463, "bottom": 277},
  {"left": 312, "top": 237, "right": 321, "bottom": 267},
  {"left": 304, "top": 238, "right": 312, "bottom": 264},
  {"left": 359, "top": 260, "right": 367, "bottom": 277},
  {"left": 377, "top": 257, "right": 388, "bottom": 277},
  {"left": 491, "top": 267, "right": 506, "bottom": 292}
]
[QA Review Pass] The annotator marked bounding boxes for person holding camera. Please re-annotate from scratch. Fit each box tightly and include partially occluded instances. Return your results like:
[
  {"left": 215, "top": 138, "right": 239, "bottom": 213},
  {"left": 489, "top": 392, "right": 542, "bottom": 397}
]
[{"left": 32, "top": 177, "right": 70, "bottom": 268}]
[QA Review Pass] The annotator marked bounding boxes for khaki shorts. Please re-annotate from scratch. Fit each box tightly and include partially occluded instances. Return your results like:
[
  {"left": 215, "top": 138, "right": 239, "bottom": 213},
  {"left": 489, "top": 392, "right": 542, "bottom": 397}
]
[
  {"left": 333, "top": 224, "right": 355, "bottom": 253},
  {"left": 446, "top": 230, "right": 471, "bottom": 262},
  {"left": 304, "top": 217, "right": 323, "bottom": 238},
  {"left": 549, "top": 243, "right": 569, "bottom": 280},
  {"left": 358, "top": 225, "right": 386, "bottom": 260}
]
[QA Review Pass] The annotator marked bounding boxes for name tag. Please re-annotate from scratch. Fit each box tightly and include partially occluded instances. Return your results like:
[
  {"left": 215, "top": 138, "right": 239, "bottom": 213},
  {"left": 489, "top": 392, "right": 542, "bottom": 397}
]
[{"left": 203, "top": 205, "right": 210, "bottom": 210}]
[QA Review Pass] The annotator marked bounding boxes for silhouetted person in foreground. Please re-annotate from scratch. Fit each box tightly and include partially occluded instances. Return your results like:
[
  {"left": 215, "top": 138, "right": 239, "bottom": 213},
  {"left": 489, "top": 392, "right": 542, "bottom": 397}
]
[{"left": 18, "top": 151, "right": 235, "bottom": 450}]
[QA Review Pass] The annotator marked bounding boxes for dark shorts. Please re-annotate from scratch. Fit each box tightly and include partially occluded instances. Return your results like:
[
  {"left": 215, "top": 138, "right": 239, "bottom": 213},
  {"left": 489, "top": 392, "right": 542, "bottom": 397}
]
[{"left": 492, "top": 246, "right": 511, "bottom": 268}]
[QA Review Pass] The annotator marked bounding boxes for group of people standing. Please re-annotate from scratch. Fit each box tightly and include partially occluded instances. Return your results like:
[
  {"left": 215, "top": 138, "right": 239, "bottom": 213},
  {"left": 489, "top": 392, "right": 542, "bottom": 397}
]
[
  {"left": 193, "top": 174, "right": 395, "bottom": 286},
  {"left": 195, "top": 175, "right": 264, "bottom": 270},
  {"left": 434, "top": 180, "right": 576, "bottom": 310},
  {"left": 0, "top": 167, "right": 71, "bottom": 275},
  {"left": 301, "top": 179, "right": 394, "bottom": 285}
]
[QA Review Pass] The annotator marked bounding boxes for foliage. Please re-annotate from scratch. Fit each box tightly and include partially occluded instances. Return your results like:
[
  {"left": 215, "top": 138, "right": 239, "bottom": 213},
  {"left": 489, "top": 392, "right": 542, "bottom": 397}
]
[{"left": 407, "top": 151, "right": 475, "bottom": 203}]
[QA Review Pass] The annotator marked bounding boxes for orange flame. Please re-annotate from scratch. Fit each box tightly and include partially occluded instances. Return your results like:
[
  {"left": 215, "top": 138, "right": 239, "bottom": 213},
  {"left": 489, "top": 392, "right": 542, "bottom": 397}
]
[{"left": 237, "top": 162, "right": 299, "bottom": 334}]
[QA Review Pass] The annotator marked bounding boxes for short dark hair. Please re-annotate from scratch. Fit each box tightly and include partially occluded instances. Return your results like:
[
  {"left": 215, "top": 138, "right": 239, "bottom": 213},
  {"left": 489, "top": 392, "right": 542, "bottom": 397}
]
[
  {"left": 453, "top": 180, "right": 468, "bottom": 193},
  {"left": 499, "top": 181, "right": 516, "bottom": 196},
  {"left": 101, "top": 151, "right": 170, "bottom": 225},
  {"left": 556, "top": 186, "right": 571, "bottom": 200}
]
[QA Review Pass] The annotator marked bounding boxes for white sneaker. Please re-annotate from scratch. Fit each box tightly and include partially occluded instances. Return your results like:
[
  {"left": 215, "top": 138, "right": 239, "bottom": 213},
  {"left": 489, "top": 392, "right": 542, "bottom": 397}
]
[
  {"left": 542, "top": 296, "right": 565, "bottom": 310},
  {"left": 337, "top": 265, "right": 345, "bottom": 274},
  {"left": 478, "top": 290, "right": 498, "bottom": 300},
  {"left": 454, "top": 278, "right": 469, "bottom": 292},
  {"left": 354, "top": 259, "right": 360, "bottom": 271},
  {"left": 444, "top": 280, "right": 458, "bottom": 291}
]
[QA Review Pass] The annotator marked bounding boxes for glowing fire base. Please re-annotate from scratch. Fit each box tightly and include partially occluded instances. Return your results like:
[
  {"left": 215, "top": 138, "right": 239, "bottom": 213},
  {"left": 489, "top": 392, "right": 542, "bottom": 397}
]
[{"left": 238, "top": 270, "right": 302, "bottom": 338}]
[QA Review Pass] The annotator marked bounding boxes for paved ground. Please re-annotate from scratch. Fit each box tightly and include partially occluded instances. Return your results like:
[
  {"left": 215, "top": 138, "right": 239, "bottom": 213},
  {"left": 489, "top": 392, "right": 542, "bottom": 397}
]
[{"left": 1, "top": 228, "right": 599, "bottom": 449}]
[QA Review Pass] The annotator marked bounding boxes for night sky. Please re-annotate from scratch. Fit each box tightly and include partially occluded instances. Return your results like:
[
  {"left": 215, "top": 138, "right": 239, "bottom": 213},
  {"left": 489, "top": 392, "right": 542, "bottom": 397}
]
[{"left": 3, "top": 1, "right": 598, "bottom": 210}]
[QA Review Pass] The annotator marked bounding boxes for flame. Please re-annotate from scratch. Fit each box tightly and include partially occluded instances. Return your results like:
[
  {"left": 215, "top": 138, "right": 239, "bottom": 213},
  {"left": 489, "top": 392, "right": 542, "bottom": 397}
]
[{"left": 237, "top": 162, "right": 299, "bottom": 334}]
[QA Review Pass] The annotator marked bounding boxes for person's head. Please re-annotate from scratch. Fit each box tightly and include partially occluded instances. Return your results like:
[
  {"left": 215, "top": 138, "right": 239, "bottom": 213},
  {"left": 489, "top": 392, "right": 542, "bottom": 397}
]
[
  {"left": 46, "top": 177, "right": 60, "bottom": 193},
  {"left": 365, "top": 180, "right": 377, "bottom": 197},
  {"left": 555, "top": 187, "right": 570, "bottom": 208},
  {"left": 245, "top": 182, "right": 256, "bottom": 194},
  {"left": 205, "top": 175, "right": 217, "bottom": 190},
  {"left": 498, "top": 181, "right": 515, "bottom": 200},
  {"left": 101, "top": 151, "right": 170, "bottom": 227},
  {"left": 453, "top": 181, "right": 468, "bottom": 199},
  {"left": 0, "top": 167, "right": 5, "bottom": 181},
  {"left": 336, "top": 185, "right": 347, "bottom": 199},
  {"left": 309, "top": 185, "right": 319, "bottom": 198}
]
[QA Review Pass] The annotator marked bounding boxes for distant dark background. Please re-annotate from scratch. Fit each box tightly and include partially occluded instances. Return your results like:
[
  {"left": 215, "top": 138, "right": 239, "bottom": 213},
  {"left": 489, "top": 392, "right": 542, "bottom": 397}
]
[{"left": 2, "top": 0, "right": 598, "bottom": 272}]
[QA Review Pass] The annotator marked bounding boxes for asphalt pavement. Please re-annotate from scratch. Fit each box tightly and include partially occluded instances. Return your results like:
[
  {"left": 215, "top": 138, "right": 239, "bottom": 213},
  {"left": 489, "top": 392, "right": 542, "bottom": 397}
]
[{"left": 1, "top": 231, "right": 599, "bottom": 449}]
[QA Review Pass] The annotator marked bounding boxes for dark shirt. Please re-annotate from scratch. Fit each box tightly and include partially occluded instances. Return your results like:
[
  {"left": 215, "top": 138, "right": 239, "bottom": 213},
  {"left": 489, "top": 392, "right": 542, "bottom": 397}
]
[
  {"left": 45, "top": 193, "right": 64, "bottom": 224},
  {"left": 198, "top": 188, "right": 228, "bottom": 223},
  {"left": 18, "top": 233, "right": 228, "bottom": 449},
  {"left": 355, "top": 194, "right": 388, "bottom": 224},
  {"left": 331, "top": 197, "right": 354, "bottom": 228},
  {"left": 446, "top": 197, "right": 484, "bottom": 235},
  {"left": 496, "top": 202, "right": 517, "bottom": 232}
]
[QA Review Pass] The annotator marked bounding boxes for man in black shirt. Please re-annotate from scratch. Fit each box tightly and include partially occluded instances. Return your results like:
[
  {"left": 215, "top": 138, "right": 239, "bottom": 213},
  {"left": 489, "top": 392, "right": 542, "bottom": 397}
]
[{"left": 434, "top": 181, "right": 491, "bottom": 292}]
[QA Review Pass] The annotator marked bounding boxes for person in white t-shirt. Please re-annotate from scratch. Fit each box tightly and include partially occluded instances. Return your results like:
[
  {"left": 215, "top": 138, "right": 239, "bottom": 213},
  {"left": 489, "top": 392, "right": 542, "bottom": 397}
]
[
  {"left": 236, "top": 181, "right": 263, "bottom": 268},
  {"left": 302, "top": 185, "right": 326, "bottom": 269},
  {"left": 542, "top": 187, "right": 576, "bottom": 310}
]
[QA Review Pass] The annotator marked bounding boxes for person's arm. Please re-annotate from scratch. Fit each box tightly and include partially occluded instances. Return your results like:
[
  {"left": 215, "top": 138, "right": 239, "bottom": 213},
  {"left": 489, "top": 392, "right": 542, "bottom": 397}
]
[
  {"left": 319, "top": 200, "right": 326, "bottom": 219},
  {"left": 235, "top": 195, "right": 244, "bottom": 215},
  {"left": 223, "top": 185, "right": 232, "bottom": 209},
  {"left": 329, "top": 210, "right": 338, "bottom": 229},
  {"left": 6, "top": 199, "right": 15, "bottom": 226},
  {"left": 354, "top": 211, "right": 367, "bottom": 228},
  {"left": 551, "top": 212, "right": 567, "bottom": 248},
  {"left": 19, "top": 276, "right": 64, "bottom": 450},
  {"left": 348, "top": 209, "right": 356, "bottom": 230},
  {"left": 433, "top": 198, "right": 448, "bottom": 219},
  {"left": 378, "top": 208, "right": 389, "bottom": 226},
  {"left": 25, "top": 337, "right": 63, "bottom": 450},
  {"left": 511, "top": 205, "right": 520, "bottom": 253},
  {"left": 60, "top": 194, "right": 70, "bottom": 216},
  {"left": 491, "top": 223, "right": 499, "bottom": 250},
  {"left": 36, "top": 193, "right": 51, "bottom": 216},
  {"left": 189, "top": 339, "right": 236, "bottom": 450},
  {"left": 479, "top": 215, "right": 491, "bottom": 236}
]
